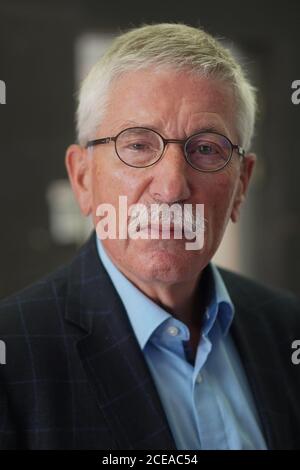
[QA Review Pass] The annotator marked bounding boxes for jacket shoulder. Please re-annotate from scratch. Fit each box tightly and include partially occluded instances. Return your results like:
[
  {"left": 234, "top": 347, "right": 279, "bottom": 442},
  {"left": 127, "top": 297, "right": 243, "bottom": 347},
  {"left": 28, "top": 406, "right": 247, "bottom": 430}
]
[
  {"left": 0, "top": 264, "right": 69, "bottom": 333},
  {"left": 218, "top": 266, "right": 300, "bottom": 319}
]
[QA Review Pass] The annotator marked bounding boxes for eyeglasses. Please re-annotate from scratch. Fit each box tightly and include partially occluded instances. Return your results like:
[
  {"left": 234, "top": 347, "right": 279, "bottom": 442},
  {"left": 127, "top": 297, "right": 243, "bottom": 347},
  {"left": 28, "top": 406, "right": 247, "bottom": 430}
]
[{"left": 86, "top": 127, "right": 245, "bottom": 172}]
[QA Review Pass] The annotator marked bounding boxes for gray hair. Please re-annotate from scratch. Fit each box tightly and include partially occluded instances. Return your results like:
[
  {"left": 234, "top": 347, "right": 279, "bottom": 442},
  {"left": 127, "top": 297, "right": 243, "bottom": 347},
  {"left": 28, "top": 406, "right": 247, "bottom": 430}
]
[{"left": 76, "top": 23, "right": 257, "bottom": 151}]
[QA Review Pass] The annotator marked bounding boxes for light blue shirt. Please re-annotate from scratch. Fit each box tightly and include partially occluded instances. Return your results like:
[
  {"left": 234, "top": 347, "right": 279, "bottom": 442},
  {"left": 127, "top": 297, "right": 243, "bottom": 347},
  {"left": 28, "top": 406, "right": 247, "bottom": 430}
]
[{"left": 96, "top": 237, "right": 267, "bottom": 450}]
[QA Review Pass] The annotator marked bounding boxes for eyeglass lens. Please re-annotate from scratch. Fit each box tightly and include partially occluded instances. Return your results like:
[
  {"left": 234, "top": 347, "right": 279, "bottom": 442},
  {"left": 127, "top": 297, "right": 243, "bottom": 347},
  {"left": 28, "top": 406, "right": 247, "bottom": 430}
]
[{"left": 116, "top": 128, "right": 232, "bottom": 170}]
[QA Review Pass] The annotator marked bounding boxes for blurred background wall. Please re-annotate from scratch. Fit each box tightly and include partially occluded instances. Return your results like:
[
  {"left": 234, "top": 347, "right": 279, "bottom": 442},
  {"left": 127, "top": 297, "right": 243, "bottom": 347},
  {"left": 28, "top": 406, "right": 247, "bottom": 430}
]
[{"left": 0, "top": 0, "right": 299, "bottom": 298}]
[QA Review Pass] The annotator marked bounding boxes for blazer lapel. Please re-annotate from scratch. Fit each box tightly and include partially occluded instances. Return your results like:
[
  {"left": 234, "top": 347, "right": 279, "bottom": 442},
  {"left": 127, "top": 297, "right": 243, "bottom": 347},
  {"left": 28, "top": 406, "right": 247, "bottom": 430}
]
[
  {"left": 220, "top": 269, "right": 291, "bottom": 450},
  {"left": 65, "top": 232, "right": 176, "bottom": 450}
]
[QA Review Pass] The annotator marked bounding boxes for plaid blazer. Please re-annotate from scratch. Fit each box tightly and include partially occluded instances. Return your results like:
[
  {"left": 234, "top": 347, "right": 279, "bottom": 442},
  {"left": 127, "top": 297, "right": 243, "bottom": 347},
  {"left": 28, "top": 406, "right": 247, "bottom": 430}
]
[{"left": 1, "top": 232, "right": 300, "bottom": 449}]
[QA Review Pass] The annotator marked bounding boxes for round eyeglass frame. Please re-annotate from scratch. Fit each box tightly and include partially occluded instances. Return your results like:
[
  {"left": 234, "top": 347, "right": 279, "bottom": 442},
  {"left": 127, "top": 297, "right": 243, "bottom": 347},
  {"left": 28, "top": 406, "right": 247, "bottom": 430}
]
[{"left": 85, "top": 127, "right": 245, "bottom": 173}]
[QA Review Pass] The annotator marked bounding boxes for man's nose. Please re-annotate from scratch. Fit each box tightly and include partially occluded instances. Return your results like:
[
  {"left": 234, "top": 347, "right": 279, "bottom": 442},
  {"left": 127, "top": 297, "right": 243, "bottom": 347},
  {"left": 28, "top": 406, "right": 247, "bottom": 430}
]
[{"left": 148, "top": 144, "right": 192, "bottom": 204}]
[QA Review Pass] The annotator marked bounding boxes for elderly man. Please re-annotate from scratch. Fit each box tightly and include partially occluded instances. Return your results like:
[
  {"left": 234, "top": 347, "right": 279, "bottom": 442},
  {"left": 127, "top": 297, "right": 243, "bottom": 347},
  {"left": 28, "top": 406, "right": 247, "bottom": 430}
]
[{"left": 0, "top": 23, "right": 300, "bottom": 450}]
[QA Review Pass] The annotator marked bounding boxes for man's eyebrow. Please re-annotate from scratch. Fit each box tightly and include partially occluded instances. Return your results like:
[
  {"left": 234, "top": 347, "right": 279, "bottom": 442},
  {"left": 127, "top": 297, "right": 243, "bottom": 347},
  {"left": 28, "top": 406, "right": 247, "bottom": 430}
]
[
  {"left": 118, "top": 121, "right": 163, "bottom": 133},
  {"left": 116, "top": 121, "right": 225, "bottom": 136},
  {"left": 190, "top": 126, "right": 224, "bottom": 135}
]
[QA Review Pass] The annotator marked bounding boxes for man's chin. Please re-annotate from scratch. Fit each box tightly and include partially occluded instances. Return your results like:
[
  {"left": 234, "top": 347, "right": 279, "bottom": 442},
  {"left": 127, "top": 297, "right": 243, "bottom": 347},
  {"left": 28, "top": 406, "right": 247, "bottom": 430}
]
[{"left": 128, "top": 243, "right": 205, "bottom": 283}]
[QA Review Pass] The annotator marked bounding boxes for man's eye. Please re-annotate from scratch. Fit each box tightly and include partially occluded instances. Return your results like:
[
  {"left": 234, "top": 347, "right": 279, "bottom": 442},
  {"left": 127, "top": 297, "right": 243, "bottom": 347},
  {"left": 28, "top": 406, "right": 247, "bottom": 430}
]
[
  {"left": 128, "top": 142, "right": 149, "bottom": 151},
  {"left": 197, "top": 144, "right": 217, "bottom": 154}
]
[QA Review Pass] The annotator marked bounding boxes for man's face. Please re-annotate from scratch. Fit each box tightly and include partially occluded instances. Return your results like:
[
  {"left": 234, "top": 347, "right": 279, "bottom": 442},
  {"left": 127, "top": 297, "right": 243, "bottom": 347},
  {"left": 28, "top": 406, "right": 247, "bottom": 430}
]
[{"left": 67, "top": 68, "right": 255, "bottom": 286}]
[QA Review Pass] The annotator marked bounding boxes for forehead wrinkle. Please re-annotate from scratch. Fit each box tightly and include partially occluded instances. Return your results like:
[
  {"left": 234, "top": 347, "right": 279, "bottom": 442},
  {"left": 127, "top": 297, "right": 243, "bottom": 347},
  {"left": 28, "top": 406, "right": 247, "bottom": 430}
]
[
  {"left": 101, "top": 71, "right": 238, "bottom": 141},
  {"left": 105, "top": 115, "right": 232, "bottom": 140}
]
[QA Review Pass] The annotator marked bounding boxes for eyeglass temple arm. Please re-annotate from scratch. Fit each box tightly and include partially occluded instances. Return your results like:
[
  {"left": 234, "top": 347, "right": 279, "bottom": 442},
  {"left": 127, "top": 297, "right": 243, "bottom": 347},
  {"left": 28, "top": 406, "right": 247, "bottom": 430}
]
[
  {"left": 234, "top": 145, "right": 245, "bottom": 158},
  {"left": 85, "top": 137, "right": 116, "bottom": 148}
]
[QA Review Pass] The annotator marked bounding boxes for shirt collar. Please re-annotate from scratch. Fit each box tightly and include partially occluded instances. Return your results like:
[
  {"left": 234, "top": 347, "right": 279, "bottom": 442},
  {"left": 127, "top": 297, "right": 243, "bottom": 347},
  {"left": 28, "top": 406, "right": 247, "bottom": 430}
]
[
  {"left": 96, "top": 235, "right": 234, "bottom": 349},
  {"left": 204, "top": 263, "right": 235, "bottom": 337}
]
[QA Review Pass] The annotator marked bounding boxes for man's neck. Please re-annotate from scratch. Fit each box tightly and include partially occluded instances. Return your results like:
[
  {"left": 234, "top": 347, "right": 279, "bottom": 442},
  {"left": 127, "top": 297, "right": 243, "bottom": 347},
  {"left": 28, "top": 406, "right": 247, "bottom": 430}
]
[{"left": 116, "top": 263, "right": 211, "bottom": 334}]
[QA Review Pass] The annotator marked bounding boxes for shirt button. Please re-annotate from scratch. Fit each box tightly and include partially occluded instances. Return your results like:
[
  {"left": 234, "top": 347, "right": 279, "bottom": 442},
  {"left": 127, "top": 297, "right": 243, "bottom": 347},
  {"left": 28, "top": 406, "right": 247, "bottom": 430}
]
[
  {"left": 167, "top": 326, "right": 180, "bottom": 337},
  {"left": 196, "top": 374, "right": 203, "bottom": 384}
]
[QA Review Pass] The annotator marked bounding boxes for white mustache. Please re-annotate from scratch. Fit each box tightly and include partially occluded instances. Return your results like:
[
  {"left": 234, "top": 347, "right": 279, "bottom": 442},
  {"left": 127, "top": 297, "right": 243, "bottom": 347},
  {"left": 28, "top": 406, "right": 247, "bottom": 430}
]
[{"left": 127, "top": 203, "right": 207, "bottom": 238}]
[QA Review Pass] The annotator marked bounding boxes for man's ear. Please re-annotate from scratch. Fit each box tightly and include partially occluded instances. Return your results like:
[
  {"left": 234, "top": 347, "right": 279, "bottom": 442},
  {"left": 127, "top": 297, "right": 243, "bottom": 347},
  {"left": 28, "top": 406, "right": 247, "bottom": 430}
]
[
  {"left": 231, "top": 152, "right": 256, "bottom": 223},
  {"left": 65, "top": 144, "right": 92, "bottom": 216}
]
